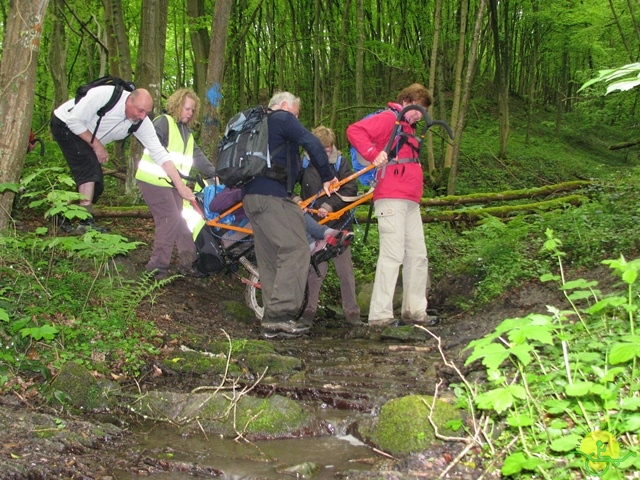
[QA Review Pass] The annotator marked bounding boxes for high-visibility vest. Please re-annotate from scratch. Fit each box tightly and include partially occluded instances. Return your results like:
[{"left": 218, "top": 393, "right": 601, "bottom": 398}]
[{"left": 135, "top": 114, "right": 195, "bottom": 187}]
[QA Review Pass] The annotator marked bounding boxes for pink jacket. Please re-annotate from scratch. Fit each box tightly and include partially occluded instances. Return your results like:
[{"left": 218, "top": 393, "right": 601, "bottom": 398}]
[{"left": 346, "top": 102, "right": 423, "bottom": 203}]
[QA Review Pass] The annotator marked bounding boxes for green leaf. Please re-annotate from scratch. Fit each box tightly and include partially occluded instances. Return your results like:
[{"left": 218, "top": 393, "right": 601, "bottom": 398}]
[
  {"left": 550, "top": 433, "right": 582, "bottom": 452},
  {"left": 620, "top": 397, "right": 640, "bottom": 411},
  {"left": 610, "top": 341, "right": 640, "bottom": 365},
  {"left": 565, "top": 381, "right": 594, "bottom": 397},
  {"left": 507, "top": 344, "right": 533, "bottom": 366},
  {"left": 544, "top": 399, "right": 572, "bottom": 414},
  {"left": 21, "top": 324, "right": 59, "bottom": 341},
  {"left": 561, "top": 279, "right": 598, "bottom": 290},
  {"left": 476, "top": 387, "right": 518, "bottom": 413},
  {"left": 464, "top": 342, "right": 510, "bottom": 371},
  {"left": 621, "top": 414, "right": 640, "bottom": 433},
  {"left": 506, "top": 413, "right": 534, "bottom": 427},
  {"left": 501, "top": 451, "right": 543, "bottom": 476},
  {"left": 587, "top": 296, "right": 627, "bottom": 314}
]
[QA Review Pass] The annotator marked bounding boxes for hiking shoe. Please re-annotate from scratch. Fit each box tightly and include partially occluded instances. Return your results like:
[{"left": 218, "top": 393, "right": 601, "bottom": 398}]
[
  {"left": 53, "top": 215, "right": 76, "bottom": 234},
  {"left": 77, "top": 218, "right": 109, "bottom": 233},
  {"left": 262, "top": 320, "right": 311, "bottom": 338},
  {"left": 178, "top": 266, "right": 208, "bottom": 278},
  {"left": 368, "top": 318, "right": 400, "bottom": 328},
  {"left": 401, "top": 315, "right": 440, "bottom": 327},
  {"left": 299, "top": 309, "right": 316, "bottom": 327}
]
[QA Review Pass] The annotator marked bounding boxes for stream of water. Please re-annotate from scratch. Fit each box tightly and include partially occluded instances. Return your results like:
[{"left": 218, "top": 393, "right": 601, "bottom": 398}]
[{"left": 115, "top": 333, "right": 442, "bottom": 478}]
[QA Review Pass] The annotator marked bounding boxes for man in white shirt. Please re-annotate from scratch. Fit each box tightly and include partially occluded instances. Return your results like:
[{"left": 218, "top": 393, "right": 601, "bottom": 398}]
[{"left": 50, "top": 86, "right": 195, "bottom": 231}]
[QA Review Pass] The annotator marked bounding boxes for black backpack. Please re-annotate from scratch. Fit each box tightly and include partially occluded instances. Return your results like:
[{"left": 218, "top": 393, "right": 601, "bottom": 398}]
[
  {"left": 216, "top": 105, "right": 288, "bottom": 188},
  {"left": 193, "top": 226, "right": 226, "bottom": 275},
  {"left": 74, "top": 76, "right": 140, "bottom": 143}
]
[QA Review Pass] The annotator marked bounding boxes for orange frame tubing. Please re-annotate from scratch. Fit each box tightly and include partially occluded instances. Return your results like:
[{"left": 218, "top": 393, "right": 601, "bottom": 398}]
[{"left": 201, "top": 162, "right": 376, "bottom": 235}]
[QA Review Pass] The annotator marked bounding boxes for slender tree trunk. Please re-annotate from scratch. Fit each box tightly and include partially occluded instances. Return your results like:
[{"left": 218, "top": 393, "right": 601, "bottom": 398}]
[
  {"left": 187, "top": 0, "right": 210, "bottom": 102},
  {"left": 489, "top": 0, "right": 510, "bottom": 159},
  {"left": 443, "top": 0, "right": 469, "bottom": 186},
  {"left": 609, "top": 0, "right": 634, "bottom": 62},
  {"left": 0, "top": 0, "right": 50, "bottom": 231},
  {"left": 426, "top": 0, "right": 442, "bottom": 184},
  {"left": 129, "top": 0, "right": 169, "bottom": 194},
  {"left": 355, "top": 0, "right": 364, "bottom": 117},
  {"left": 48, "top": 0, "right": 68, "bottom": 109},
  {"left": 103, "top": 0, "right": 133, "bottom": 173},
  {"left": 329, "top": 0, "right": 352, "bottom": 130},
  {"left": 447, "top": 0, "right": 488, "bottom": 195},
  {"left": 201, "top": 0, "right": 233, "bottom": 162}
]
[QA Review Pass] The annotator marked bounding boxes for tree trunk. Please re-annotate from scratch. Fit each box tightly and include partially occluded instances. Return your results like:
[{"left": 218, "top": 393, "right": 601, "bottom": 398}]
[
  {"left": 489, "top": 0, "right": 510, "bottom": 159},
  {"left": 329, "top": 0, "right": 352, "bottom": 131},
  {"left": 443, "top": 0, "right": 469, "bottom": 190},
  {"left": 201, "top": 0, "right": 233, "bottom": 162},
  {"left": 355, "top": 0, "right": 364, "bottom": 118},
  {"left": 128, "top": 0, "right": 169, "bottom": 195},
  {"left": 103, "top": 0, "right": 133, "bottom": 177},
  {"left": 447, "top": 0, "right": 487, "bottom": 195},
  {"left": 0, "top": 0, "right": 50, "bottom": 231},
  {"left": 187, "top": 0, "right": 210, "bottom": 101},
  {"left": 425, "top": 0, "right": 442, "bottom": 184},
  {"left": 48, "top": 0, "right": 68, "bottom": 109}
]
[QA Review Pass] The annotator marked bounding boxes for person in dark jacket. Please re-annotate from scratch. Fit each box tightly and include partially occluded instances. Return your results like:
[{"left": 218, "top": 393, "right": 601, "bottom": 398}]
[
  {"left": 300, "top": 126, "right": 362, "bottom": 327},
  {"left": 241, "top": 91, "right": 337, "bottom": 338}
]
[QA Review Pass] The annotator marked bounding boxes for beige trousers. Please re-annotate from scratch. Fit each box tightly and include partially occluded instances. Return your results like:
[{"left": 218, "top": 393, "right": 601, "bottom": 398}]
[{"left": 368, "top": 198, "right": 429, "bottom": 323}]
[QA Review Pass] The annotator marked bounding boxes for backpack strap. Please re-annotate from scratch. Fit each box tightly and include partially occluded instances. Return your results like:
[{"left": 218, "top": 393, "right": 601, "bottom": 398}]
[{"left": 90, "top": 84, "right": 126, "bottom": 144}]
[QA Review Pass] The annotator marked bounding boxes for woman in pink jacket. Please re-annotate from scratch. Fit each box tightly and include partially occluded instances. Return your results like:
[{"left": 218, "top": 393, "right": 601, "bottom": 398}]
[{"left": 346, "top": 83, "right": 438, "bottom": 328}]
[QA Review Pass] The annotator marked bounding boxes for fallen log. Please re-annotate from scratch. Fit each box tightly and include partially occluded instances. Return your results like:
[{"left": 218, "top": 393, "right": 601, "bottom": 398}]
[
  {"left": 93, "top": 180, "right": 592, "bottom": 224},
  {"left": 609, "top": 140, "right": 640, "bottom": 151},
  {"left": 421, "top": 180, "right": 591, "bottom": 206},
  {"left": 356, "top": 194, "right": 588, "bottom": 224}
]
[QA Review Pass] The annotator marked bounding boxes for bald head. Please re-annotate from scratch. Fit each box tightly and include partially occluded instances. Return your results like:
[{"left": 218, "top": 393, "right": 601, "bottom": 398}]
[{"left": 125, "top": 88, "right": 153, "bottom": 123}]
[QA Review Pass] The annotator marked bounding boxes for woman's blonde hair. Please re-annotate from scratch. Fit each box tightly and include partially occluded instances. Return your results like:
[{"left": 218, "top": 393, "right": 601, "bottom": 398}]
[
  {"left": 165, "top": 88, "right": 200, "bottom": 127},
  {"left": 311, "top": 125, "right": 336, "bottom": 148}
]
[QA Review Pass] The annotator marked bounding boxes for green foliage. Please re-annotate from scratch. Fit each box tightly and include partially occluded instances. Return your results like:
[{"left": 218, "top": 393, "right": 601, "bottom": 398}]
[
  {"left": 0, "top": 170, "right": 163, "bottom": 393},
  {"left": 458, "top": 230, "right": 640, "bottom": 478}
]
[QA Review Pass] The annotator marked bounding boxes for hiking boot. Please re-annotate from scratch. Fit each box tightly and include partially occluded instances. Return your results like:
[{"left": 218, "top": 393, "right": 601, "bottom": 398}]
[
  {"left": 53, "top": 215, "right": 76, "bottom": 234},
  {"left": 345, "top": 311, "right": 364, "bottom": 327},
  {"left": 367, "top": 318, "right": 400, "bottom": 328},
  {"left": 178, "top": 265, "right": 208, "bottom": 278},
  {"left": 401, "top": 314, "right": 440, "bottom": 327},
  {"left": 148, "top": 268, "right": 169, "bottom": 280},
  {"left": 77, "top": 218, "right": 109, "bottom": 233},
  {"left": 299, "top": 309, "right": 316, "bottom": 327},
  {"left": 262, "top": 320, "right": 311, "bottom": 339}
]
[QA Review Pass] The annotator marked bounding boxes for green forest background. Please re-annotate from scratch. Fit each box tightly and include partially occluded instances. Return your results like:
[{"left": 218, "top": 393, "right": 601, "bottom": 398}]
[{"left": 4, "top": 0, "right": 640, "bottom": 199}]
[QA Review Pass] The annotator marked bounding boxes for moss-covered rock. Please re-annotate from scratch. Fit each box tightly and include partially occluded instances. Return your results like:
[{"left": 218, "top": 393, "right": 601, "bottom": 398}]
[
  {"left": 243, "top": 353, "right": 303, "bottom": 375},
  {"left": 131, "top": 391, "right": 324, "bottom": 439},
  {"left": 161, "top": 350, "right": 242, "bottom": 376},
  {"left": 206, "top": 338, "right": 275, "bottom": 358},
  {"left": 369, "top": 395, "right": 461, "bottom": 456},
  {"left": 379, "top": 325, "right": 430, "bottom": 342},
  {"left": 49, "top": 361, "right": 105, "bottom": 410}
]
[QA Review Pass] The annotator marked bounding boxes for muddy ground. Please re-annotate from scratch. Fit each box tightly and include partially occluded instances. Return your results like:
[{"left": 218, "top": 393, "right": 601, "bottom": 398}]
[{"left": 1, "top": 216, "right": 620, "bottom": 479}]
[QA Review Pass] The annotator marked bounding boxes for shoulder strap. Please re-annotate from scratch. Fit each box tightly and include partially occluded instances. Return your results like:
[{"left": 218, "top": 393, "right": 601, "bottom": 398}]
[{"left": 90, "top": 84, "right": 126, "bottom": 144}]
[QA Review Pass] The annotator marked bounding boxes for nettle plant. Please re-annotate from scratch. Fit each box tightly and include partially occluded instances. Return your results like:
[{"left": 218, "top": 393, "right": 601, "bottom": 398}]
[{"left": 457, "top": 229, "right": 640, "bottom": 478}]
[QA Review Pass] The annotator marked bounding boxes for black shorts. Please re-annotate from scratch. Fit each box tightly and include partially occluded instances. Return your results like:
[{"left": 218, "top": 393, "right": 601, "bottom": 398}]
[{"left": 50, "top": 115, "right": 104, "bottom": 202}]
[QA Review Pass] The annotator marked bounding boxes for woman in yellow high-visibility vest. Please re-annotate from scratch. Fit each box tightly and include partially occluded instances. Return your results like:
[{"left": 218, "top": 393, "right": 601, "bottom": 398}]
[{"left": 136, "top": 88, "right": 216, "bottom": 279}]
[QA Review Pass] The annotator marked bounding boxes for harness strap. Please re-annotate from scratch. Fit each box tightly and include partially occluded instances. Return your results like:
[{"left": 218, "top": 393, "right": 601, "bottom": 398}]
[{"left": 379, "top": 158, "right": 420, "bottom": 180}]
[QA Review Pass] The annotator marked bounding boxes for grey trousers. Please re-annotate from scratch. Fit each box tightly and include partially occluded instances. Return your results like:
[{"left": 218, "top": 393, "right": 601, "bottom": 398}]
[
  {"left": 138, "top": 181, "right": 196, "bottom": 273},
  {"left": 306, "top": 245, "right": 360, "bottom": 321},
  {"left": 243, "top": 194, "right": 310, "bottom": 323}
]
